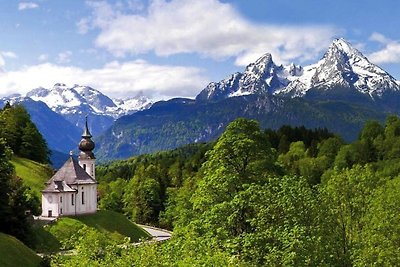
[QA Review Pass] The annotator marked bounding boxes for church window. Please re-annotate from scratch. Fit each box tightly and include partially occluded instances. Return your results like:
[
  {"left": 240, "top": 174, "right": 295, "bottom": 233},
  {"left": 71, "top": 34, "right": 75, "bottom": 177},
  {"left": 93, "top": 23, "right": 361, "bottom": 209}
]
[
  {"left": 60, "top": 196, "right": 62, "bottom": 203},
  {"left": 82, "top": 191, "right": 85, "bottom": 204},
  {"left": 71, "top": 194, "right": 74, "bottom": 205},
  {"left": 60, "top": 208, "right": 63, "bottom": 215},
  {"left": 83, "top": 164, "right": 86, "bottom": 171}
]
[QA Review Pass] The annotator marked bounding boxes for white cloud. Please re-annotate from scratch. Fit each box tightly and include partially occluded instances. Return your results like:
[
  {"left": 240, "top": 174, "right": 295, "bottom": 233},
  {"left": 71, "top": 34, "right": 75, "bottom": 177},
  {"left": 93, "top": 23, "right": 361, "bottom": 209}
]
[
  {"left": 0, "top": 51, "right": 17, "bottom": 71},
  {"left": 57, "top": 51, "right": 72, "bottom": 64},
  {"left": 82, "top": 0, "right": 338, "bottom": 65},
  {"left": 38, "top": 54, "right": 49, "bottom": 62},
  {"left": 0, "top": 55, "right": 5, "bottom": 70},
  {"left": 1, "top": 51, "right": 17, "bottom": 59},
  {"left": 18, "top": 2, "right": 39, "bottom": 10},
  {"left": 77, "top": 18, "right": 90, "bottom": 35},
  {"left": 0, "top": 60, "right": 208, "bottom": 99},
  {"left": 369, "top": 32, "right": 391, "bottom": 44},
  {"left": 369, "top": 33, "right": 400, "bottom": 64}
]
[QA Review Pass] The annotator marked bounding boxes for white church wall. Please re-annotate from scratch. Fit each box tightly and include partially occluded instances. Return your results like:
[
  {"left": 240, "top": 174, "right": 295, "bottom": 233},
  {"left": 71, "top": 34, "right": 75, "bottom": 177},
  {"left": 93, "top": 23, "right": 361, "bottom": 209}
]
[
  {"left": 59, "top": 192, "right": 79, "bottom": 216},
  {"left": 41, "top": 193, "right": 59, "bottom": 217},
  {"left": 74, "top": 184, "right": 97, "bottom": 214}
]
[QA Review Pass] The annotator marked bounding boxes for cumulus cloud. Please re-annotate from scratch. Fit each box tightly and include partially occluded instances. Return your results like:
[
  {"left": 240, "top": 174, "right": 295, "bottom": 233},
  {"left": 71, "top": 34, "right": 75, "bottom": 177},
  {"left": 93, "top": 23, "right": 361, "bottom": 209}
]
[
  {"left": 369, "top": 32, "right": 400, "bottom": 64},
  {"left": 18, "top": 2, "right": 39, "bottom": 10},
  {"left": 0, "top": 60, "right": 208, "bottom": 99},
  {"left": 81, "top": 0, "right": 338, "bottom": 65}
]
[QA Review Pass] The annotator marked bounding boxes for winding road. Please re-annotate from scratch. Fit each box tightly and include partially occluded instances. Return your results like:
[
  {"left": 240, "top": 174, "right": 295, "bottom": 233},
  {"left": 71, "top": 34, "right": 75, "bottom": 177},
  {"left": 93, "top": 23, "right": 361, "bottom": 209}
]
[{"left": 138, "top": 224, "right": 172, "bottom": 241}]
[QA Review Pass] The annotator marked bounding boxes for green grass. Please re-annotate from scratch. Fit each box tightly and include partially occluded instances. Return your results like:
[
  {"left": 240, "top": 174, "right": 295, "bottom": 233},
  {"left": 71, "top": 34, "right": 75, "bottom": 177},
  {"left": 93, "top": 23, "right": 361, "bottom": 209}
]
[
  {"left": 33, "top": 210, "right": 151, "bottom": 253},
  {"left": 0, "top": 232, "right": 42, "bottom": 267},
  {"left": 11, "top": 156, "right": 53, "bottom": 198},
  {"left": 76, "top": 210, "right": 151, "bottom": 241}
]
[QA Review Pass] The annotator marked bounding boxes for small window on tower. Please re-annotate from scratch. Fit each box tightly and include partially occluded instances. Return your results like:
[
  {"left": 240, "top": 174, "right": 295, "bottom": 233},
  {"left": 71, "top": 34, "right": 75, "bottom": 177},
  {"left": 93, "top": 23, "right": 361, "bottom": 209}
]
[
  {"left": 60, "top": 196, "right": 62, "bottom": 203},
  {"left": 83, "top": 164, "right": 86, "bottom": 171},
  {"left": 71, "top": 194, "right": 74, "bottom": 205},
  {"left": 82, "top": 191, "right": 85, "bottom": 204}
]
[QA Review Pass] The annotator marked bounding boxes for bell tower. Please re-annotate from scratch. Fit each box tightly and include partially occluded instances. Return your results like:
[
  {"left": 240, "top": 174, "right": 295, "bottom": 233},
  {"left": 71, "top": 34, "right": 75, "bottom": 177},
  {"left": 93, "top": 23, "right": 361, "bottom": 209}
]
[{"left": 78, "top": 116, "right": 96, "bottom": 180}]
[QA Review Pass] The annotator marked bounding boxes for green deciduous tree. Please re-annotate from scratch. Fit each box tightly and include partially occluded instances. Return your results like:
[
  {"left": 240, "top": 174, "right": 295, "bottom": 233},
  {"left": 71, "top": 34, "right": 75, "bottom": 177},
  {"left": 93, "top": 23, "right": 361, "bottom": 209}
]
[
  {"left": 321, "top": 165, "right": 382, "bottom": 265},
  {"left": 193, "top": 118, "right": 277, "bottom": 209},
  {"left": 123, "top": 165, "right": 162, "bottom": 224},
  {"left": 98, "top": 178, "right": 127, "bottom": 213},
  {"left": 354, "top": 176, "right": 400, "bottom": 266}
]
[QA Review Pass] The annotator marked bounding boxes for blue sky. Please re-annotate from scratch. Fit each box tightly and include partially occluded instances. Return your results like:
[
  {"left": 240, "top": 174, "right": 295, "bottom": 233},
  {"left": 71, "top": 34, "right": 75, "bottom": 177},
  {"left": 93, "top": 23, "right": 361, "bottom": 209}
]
[{"left": 0, "top": 0, "right": 399, "bottom": 99}]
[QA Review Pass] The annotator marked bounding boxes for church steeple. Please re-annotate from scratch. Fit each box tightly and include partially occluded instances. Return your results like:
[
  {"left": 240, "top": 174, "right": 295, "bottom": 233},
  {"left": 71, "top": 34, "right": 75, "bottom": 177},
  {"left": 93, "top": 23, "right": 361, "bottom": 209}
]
[
  {"left": 81, "top": 116, "right": 92, "bottom": 138},
  {"left": 78, "top": 116, "right": 95, "bottom": 159},
  {"left": 78, "top": 116, "right": 96, "bottom": 180}
]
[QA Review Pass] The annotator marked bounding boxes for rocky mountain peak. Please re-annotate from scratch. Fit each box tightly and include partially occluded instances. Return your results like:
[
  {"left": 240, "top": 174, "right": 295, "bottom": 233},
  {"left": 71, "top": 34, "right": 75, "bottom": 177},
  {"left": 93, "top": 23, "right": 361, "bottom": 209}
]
[
  {"left": 244, "top": 53, "right": 276, "bottom": 78},
  {"left": 329, "top": 38, "right": 363, "bottom": 58},
  {"left": 280, "top": 38, "right": 400, "bottom": 97},
  {"left": 197, "top": 53, "right": 297, "bottom": 101}
]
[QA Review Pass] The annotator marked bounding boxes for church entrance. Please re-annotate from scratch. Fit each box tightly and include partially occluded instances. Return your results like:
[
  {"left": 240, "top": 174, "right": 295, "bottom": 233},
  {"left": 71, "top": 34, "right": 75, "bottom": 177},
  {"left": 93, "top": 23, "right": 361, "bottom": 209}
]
[{"left": 48, "top": 210, "right": 52, "bottom": 217}]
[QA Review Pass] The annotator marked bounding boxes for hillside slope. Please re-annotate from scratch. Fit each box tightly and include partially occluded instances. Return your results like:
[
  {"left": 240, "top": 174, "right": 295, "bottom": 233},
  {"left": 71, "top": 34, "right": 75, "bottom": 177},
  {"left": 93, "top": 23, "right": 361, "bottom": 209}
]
[
  {"left": 0, "top": 233, "right": 41, "bottom": 267},
  {"left": 33, "top": 210, "right": 151, "bottom": 252},
  {"left": 11, "top": 157, "right": 53, "bottom": 198}
]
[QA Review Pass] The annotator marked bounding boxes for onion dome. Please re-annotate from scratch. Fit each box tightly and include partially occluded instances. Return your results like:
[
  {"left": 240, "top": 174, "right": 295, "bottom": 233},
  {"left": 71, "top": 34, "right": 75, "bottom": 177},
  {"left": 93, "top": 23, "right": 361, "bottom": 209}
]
[{"left": 78, "top": 117, "right": 95, "bottom": 155}]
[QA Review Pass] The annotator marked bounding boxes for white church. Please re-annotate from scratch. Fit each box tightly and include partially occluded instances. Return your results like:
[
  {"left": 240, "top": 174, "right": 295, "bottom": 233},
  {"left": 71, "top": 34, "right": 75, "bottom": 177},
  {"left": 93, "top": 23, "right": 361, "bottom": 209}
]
[{"left": 41, "top": 118, "right": 97, "bottom": 217}]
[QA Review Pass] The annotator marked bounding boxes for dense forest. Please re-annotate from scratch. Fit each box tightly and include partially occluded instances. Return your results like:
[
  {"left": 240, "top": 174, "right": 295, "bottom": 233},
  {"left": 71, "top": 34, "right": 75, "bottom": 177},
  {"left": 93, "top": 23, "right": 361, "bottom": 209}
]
[
  {"left": 0, "top": 104, "right": 50, "bottom": 245},
  {"left": 52, "top": 116, "right": 400, "bottom": 266}
]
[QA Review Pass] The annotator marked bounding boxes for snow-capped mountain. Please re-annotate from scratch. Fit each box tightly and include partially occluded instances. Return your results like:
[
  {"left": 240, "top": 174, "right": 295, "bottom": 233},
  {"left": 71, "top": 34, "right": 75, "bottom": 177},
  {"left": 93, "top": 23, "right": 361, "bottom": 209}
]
[
  {"left": 197, "top": 38, "right": 400, "bottom": 101},
  {"left": 20, "top": 83, "right": 153, "bottom": 135},
  {"left": 196, "top": 53, "right": 302, "bottom": 101},
  {"left": 278, "top": 38, "right": 400, "bottom": 98},
  {"left": 2, "top": 83, "right": 153, "bottom": 137},
  {"left": 26, "top": 83, "right": 152, "bottom": 119}
]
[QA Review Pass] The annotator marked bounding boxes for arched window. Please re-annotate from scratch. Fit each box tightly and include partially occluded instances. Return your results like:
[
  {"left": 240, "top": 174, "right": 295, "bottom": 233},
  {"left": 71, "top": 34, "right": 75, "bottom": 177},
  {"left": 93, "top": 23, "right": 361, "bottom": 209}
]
[{"left": 83, "top": 164, "right": 86, "bottom": 171}]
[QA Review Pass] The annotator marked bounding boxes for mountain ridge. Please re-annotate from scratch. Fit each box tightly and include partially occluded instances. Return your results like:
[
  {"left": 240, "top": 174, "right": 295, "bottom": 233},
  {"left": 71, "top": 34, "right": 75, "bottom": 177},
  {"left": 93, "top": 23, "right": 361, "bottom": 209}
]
[{"left": 197, "top": 38, "right": 400, "bottom": 102}]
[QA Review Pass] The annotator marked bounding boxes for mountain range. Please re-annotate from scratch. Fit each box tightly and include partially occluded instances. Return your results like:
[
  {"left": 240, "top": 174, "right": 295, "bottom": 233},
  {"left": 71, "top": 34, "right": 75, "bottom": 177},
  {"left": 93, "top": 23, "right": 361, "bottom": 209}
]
[
  {"left": 2, "top": 38, "right": 399, "bottom": 162},
  {"left": 95, "top": 38, "right": 399, "bottom": 160}
]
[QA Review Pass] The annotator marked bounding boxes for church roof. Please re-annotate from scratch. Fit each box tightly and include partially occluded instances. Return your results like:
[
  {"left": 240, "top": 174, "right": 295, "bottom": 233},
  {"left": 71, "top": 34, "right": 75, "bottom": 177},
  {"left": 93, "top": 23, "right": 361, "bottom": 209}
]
[
  {"left": 42, "top": 180, "right": 76, "bottom": 193},
  {"left": 42, "top": 156, "right": 96, "bottom": 193}
]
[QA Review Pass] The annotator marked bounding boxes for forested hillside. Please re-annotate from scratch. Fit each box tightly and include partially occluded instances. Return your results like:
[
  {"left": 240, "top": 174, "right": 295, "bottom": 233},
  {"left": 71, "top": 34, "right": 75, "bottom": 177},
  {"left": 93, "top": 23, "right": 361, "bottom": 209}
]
[
  {"left": 0, "top": 103, "right": 50, "bottom": 164},
  {"left": 55, "top": 116, "right": 400, "bottom": 266},
  {"left": 0, "top": 103, "right": 51, "bottom": 262}
]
